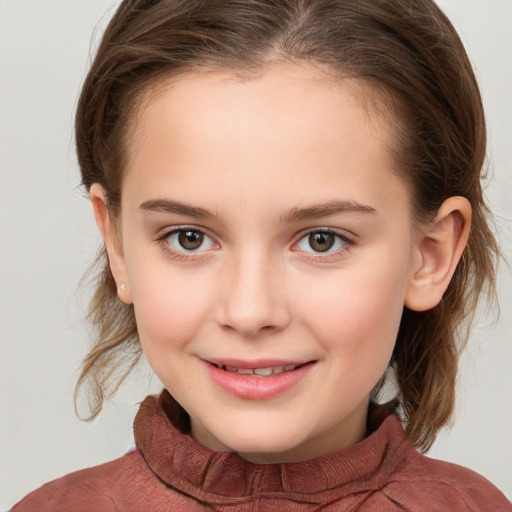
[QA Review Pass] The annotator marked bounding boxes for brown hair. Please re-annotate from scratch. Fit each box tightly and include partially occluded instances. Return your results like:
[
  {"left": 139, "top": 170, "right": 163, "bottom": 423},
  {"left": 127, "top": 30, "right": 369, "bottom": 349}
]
[{"left": 75, "top": 0, "right": 498, "bottom": 451}]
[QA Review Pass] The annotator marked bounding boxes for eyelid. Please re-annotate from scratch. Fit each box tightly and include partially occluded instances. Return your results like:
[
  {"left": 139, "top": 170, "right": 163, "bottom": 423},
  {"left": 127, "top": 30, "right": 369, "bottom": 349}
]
[
  {"left": 155, "top": 224, "right": 212, "bottom": 241},
  {"left": 295, "top": 227, "right": 355, "bottom": 244}
]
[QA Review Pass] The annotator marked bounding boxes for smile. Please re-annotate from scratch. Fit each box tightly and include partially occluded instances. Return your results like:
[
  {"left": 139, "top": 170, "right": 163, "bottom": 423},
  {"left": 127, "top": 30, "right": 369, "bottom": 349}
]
[
  {"left": 203, "top": 359, "right": 315, "bottom": 400},
  {"left": 212, "top": 363, "right": 302, "bottom": 377}
]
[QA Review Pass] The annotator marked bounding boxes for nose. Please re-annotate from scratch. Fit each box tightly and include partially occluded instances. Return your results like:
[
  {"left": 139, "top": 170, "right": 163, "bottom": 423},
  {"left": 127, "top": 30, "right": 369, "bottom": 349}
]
[{"left": 217, "top": 250, "right": 291, "bottom": 337}]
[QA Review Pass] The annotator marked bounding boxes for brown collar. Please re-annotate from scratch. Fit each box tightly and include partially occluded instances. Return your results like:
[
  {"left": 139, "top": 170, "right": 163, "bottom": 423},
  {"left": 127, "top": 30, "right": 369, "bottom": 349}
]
[{"left": 134, "top": 390, "right": 411, "bottom": 502}]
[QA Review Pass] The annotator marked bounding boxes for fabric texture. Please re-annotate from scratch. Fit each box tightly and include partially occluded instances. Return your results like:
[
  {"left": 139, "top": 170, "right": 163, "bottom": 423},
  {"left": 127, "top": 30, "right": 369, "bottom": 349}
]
[{"left": 12, "top": 390, "right": 511, "bottom": 511}]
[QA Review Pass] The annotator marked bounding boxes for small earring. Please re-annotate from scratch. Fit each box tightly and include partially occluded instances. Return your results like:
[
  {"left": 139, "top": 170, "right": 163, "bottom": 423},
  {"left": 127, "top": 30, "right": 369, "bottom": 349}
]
[{"left": 120, "top": 284, "right": 126, "bottom": 290}]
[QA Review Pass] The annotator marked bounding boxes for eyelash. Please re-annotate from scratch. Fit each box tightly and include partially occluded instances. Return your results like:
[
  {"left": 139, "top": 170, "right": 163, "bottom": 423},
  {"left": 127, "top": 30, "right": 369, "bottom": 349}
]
[
  {"left": 155, "top": 226, "right": 216, "bottom": 261},
  {"left": 292, "top": 228, "right": 355, "bottom": 261},
  {"left": 155, "top": 226, "right": 354, "bottom": 262}
]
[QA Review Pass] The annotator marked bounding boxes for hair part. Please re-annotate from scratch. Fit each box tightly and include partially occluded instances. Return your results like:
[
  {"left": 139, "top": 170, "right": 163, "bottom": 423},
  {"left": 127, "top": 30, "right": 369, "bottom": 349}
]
[{"left": 75, "top": 0, "right": 498, "bottom": 451}]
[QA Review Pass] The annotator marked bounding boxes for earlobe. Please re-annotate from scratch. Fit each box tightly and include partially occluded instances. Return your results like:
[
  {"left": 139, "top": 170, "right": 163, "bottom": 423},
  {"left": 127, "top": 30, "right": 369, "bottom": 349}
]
[
  {"left": 405, "top": 197, "right": 471, "bottom": 312},
  {"left": 90, "top": 183, "right": 133, "bottom": 305}
]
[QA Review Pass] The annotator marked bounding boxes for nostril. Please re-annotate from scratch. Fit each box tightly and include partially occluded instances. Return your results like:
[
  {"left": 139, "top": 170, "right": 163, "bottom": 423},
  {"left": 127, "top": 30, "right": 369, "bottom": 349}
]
[{"left": 220, "top": 322, "right": 278, "bottom": 337}]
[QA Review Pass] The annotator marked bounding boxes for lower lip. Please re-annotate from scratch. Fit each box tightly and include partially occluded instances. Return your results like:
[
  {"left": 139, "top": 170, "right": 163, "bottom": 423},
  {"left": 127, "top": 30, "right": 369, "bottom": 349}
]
[{"left": 203, "top": 361, "right": 314, "bottom": 400}]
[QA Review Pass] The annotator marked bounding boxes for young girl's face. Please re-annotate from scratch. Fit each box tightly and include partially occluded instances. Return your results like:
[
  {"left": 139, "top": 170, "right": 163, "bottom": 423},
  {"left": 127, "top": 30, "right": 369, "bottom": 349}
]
[{"left": 105, "top": 63, "right": 423, "bottom": 463}]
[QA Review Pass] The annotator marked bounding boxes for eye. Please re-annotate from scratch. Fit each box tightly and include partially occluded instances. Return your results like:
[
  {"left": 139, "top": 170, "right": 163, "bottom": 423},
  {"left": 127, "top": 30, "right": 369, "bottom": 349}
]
[
  {"left": 163, "top": 228, "right": 217, "bottom": 253},
  {"left": 296, "top": 230, "right": 351, "bottom": 254}
]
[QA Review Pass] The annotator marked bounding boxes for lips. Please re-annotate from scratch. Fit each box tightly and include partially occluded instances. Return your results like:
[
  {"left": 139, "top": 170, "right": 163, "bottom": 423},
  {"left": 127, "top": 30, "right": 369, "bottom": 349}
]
[{"left": 203, "top": 359, "right": 315, "bottom": 400}]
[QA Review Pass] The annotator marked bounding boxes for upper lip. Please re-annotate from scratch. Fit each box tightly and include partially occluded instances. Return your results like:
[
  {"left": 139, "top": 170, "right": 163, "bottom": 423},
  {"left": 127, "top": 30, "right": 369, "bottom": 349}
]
[{"left": 202, "top": 358, "right": 314, "bottom": 369}]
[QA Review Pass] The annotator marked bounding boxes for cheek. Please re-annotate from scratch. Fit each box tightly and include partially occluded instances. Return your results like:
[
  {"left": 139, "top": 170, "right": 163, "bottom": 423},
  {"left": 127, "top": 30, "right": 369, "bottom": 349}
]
[
  {"left": 295, "top": 252, "right": 410, "bottom": 367},
  {"left": 128, "top": 260, "right": 213, "bottom": 352}
]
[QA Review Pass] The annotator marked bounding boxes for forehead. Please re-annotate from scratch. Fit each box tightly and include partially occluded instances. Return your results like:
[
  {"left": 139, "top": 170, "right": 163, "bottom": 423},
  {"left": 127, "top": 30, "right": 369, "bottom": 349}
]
[
  {"left": 129, "top": 62, "right": 395, "bottom": 153},
  {"left": 121, "top": 62, "right": 408, "bottom": 216}
]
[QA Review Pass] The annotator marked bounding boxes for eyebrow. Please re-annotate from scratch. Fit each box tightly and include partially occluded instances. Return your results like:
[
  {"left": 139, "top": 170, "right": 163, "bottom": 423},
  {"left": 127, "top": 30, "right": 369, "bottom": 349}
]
[
  {"left": 139, "top": 198, "right": 377, "bottom": 222},
  {"left": 281, "top": 200, "right": 377, "bottom": 223},
  {"left": 139, "top": 199, "right": 219, "bottom": 220}
]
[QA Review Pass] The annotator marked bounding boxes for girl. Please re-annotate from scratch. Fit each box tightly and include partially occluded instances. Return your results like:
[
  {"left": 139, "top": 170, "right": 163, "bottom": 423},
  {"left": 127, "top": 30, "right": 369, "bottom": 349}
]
[{"left": 8, "top": 0, "right": 511, "bottom": 510}]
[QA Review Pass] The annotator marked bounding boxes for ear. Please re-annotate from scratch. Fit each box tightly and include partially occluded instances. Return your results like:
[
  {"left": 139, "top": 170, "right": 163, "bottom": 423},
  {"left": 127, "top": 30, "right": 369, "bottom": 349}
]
[
  {"left": 90, "top": 183, "right": 133, "bottom": 304},
  {"left": 405, "top": 196, "right": 471, "bottom": 312}
]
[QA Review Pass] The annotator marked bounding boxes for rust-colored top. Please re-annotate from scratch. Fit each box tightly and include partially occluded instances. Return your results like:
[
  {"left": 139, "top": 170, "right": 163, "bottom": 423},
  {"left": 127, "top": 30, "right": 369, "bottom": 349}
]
[{"left": 12, "top": 391, "right": 511, "bottom": 511}]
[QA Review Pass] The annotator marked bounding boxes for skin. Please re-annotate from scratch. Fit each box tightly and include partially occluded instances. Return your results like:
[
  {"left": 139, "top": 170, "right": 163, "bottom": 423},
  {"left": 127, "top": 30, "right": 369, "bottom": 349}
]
[{"left": 91, "top": 62, "right": 471, "bottom": 463}]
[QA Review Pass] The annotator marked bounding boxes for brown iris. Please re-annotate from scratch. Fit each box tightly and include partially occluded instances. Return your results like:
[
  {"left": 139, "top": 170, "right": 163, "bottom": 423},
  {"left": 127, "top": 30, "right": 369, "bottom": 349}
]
[
  {"left": 308, "top": 232, "right": 335, "bottom": 252},
  {"left": 178, "top": 230, "right": 204, "bottom": 250}
]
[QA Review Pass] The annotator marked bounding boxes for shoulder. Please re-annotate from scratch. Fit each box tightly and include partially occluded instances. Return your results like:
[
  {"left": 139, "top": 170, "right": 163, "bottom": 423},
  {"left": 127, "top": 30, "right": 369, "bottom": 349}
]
[
  {"left": 10, "top": 450, "right": 156, "bottom": 512},
  {"left": 375, "top": 447, "right": 511, "bottom": 511}
]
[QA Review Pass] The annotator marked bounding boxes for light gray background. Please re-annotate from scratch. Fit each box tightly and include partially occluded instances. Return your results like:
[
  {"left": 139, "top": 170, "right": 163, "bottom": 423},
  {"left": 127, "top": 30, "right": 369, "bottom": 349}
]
[{"left": 1, "top": 1, "right": 511, "bottom": 509}]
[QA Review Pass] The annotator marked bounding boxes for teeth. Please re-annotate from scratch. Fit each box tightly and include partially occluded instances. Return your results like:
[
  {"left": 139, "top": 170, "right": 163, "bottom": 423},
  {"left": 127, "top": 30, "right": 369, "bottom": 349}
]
[
  {"left": 216, "top": 364, "right": 299, "bottom": 377},
  {"left": 254, "top": 367, "right": 273, "bottom": 376}
]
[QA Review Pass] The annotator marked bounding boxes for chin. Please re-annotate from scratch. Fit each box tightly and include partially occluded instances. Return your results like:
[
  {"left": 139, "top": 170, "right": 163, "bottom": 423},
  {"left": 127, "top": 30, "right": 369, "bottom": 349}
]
[{"left": 217, "top": 429, "right": 311, "bottom": 463}]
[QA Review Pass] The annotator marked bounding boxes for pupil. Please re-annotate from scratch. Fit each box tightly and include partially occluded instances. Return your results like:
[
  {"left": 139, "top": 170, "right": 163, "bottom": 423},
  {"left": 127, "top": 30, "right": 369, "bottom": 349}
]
[
  {"left": 309, "top": 232, "right": 334, "bottom": 252},
  {"left": 178, "top": 230, "right": 203, "bottom": 250}
]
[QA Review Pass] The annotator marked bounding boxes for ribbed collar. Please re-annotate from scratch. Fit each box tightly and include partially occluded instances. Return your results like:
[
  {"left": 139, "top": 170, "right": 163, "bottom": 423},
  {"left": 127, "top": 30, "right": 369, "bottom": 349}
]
[{"left": 134, "top": 390, "right": 411, "bottom": 504}]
